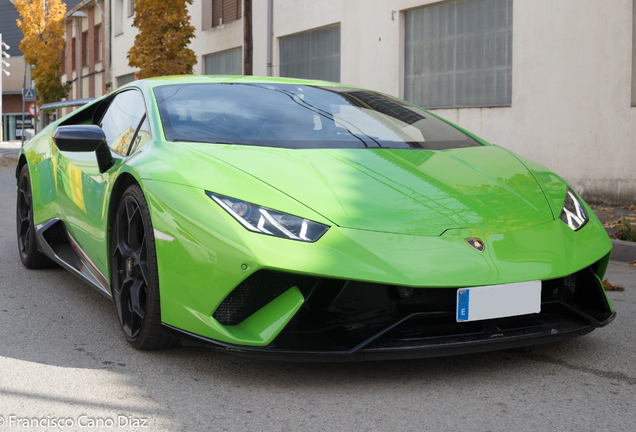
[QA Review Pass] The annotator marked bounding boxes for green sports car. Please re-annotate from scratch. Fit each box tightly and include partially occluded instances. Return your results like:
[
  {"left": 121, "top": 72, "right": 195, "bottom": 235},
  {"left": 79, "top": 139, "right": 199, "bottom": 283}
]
[{"left": 16, "top": 76, "right": 614, "bottom": 360}]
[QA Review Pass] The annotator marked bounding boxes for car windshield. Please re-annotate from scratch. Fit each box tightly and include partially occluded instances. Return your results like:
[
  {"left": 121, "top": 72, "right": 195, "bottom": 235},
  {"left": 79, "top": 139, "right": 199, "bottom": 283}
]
[{"left": 153, "top": 83, "right": 482, "bottom": 149}]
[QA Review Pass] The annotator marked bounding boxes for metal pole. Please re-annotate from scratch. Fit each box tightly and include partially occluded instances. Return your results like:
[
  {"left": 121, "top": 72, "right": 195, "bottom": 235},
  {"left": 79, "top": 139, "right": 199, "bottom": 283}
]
[
  {"left": 243, "top": 0, "right": 252, "bottom": 75},
  {"left": 0, "top": 34, "right": 3, "bottom": 142},
  {"left": 77, "top": 17, "right": 82, "bottom": 99},
  {"left": 104, "top": 0, "right": 111, "bottom": 92},
  {"left": 21, "top": 59, "right": 26, "bottom": 146},
  {"left": 266, "top": 0, "right": 273, "bottom": 76},
  {"left": 40, "top": 106, "right": 45, "bottom": 130}
]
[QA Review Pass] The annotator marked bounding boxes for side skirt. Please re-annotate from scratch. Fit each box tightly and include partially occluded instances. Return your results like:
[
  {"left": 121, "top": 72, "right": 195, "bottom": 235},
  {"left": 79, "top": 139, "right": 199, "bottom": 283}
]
[{"left": 34, "top": 218, "right": 112, "bottom": 299}]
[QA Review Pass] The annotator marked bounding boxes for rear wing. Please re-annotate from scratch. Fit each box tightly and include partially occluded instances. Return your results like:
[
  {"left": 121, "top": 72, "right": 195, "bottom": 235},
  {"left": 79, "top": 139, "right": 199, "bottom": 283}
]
[
  {"left": 40, "top": 98, "right": 95, "bottom": 111},
  {"left": 39, "top": 98, "right": 96, "bottom": 130}
]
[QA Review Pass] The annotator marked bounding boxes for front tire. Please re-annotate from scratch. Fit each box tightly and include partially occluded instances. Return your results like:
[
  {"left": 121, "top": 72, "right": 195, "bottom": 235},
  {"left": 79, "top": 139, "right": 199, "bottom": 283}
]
[
  {"left": 111, "top": 184, "right": 178, "bottom": 350},
  {"left": 16, "top": 164, "right": 54, "bottom": 269}
]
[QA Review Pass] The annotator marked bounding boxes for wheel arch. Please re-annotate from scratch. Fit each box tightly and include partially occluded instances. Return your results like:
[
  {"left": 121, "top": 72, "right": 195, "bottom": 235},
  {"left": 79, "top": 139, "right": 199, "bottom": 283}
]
[
  {"left": 15, "top": 154, "right": 28, "bottom": 180},
  {"left": 106, "top": 171, "right": 178, "bottom": 349},
  {"left": 107, "top": 172, "right": 141, "bottom": 252}
]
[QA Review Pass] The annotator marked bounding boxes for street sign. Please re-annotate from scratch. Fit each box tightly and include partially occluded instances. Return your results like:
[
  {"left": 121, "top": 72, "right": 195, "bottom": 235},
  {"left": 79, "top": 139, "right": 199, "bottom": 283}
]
[
  {"left": 28, "top": 102, "right": 40, "bottom": 117},
  {"left": 23, "top": 88, "right": 36, "bottom": 102},
  {"left": 16, "top": 117, "right": 32, "bottom": 126}
]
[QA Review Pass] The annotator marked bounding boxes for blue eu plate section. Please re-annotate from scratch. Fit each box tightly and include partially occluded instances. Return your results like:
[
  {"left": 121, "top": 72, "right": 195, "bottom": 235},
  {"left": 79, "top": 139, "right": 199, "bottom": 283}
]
[
  {"left": 457, "top": 289, "right": 469, "bottom": 321},
  {"left": 455, "top": 281, "right": 541, "bottom": 323}
]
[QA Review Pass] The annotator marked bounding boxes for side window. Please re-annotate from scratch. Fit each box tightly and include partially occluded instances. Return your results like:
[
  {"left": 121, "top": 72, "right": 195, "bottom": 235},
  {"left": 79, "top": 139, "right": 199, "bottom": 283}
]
[
  {"left": 99, "top": 90, "right": 146, "bottom": 155},
  {"left": 129, "top": 115, "right": 152, "bottom": 154}
]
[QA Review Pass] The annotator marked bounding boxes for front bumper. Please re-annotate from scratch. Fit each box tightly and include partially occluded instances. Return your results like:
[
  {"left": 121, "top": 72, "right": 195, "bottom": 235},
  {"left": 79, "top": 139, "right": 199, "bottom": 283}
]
[
  {"left": 146, "top": 180, "right": 614, "bottom": 357},
  {"left": 162, "top": 264, "right": 615, "bottom": 361}
]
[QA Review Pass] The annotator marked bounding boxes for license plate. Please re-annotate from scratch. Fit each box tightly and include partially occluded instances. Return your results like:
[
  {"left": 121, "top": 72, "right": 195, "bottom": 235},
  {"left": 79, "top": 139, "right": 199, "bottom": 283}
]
[{"left": 456, "top": 280, "right": 541, "bottom": 322}]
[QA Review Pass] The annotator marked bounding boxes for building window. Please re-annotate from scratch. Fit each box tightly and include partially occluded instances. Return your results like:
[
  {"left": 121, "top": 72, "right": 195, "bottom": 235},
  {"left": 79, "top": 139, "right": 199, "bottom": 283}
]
[
  {"left": 117, "top": 73, "right": 136, "bottom": 87},
  {"left": 81, "top": 31, "right": 88, "bottom": 67},
  {"left": 128, "top": 0, "right": 135, "bottom": 17},
  {"left": 279, "top": 25, "right": 341, "bottom": 83},
  {"left": 115, "top": 0, "right": 124, "bottom": 34},
  {"left": 61, "top": 46, "right": 66, "bottom": 75},
  {"left": 95, "top": 25, "right": 102, "bottom": 62},
  {"left": 71, "top": 37, "right": 76, "bottom": 71},
  {"left": 204, "top": 48, "right": 242, "bottom": 75},
  {"left": 212, "top": 0, "right": 241, "bottom": 27},
  {"left": 404, "top": 0, "right": 513, "bottom": 109}
]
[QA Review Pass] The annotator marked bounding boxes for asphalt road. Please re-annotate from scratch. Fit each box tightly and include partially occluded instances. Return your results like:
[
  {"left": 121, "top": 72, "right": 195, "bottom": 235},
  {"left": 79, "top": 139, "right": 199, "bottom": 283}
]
[{"left": 0, "top": 162, "right": 634, "bottom": 432}]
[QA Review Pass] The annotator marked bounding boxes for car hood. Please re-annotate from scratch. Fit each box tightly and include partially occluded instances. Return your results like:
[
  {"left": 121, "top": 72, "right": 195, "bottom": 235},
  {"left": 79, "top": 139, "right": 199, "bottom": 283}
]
[{"left": 155, "top": 143, "right": 555, "bottom": 236}]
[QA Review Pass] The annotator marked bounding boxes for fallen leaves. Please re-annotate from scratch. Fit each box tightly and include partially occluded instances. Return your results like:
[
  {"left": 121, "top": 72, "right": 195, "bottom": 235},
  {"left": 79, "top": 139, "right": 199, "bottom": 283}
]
[
  {"left": 597, "top": 207, "right": 615, "bottom": 212},
  {"left": 602, "top": 279, "right": 625, "bottom": 291},
  {"left": 605, "top": 214, "right": 614, "bottom": 219},
  {"left": 622, "top": 205, "right": 636, "bottom": 211},
  {"left": 603, "top": 219, "right": 623, "bottom": 229},
  {"left": 0, "top": 157, "right": 17, "bottom": 168},
  {"left": 604, "top": 217, "right": 636, "bottom": 230},
  {"left": 628, "top": 260, "right": 636, "bottom": 267}
]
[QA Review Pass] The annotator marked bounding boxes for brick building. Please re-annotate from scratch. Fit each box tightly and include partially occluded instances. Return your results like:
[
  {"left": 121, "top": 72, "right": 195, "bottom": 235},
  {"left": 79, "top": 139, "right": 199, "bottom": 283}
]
[
  {"left": 60, "top": 0, "right": 108, "bottom": 117},
  {"left": 0, "top": 0, "right": 82, "bottom": 140}
]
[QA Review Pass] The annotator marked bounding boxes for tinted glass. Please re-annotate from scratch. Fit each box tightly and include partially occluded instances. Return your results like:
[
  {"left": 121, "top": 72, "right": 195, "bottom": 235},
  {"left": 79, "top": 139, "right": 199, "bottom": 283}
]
[
  {"left": 153, "top": 83, "right": 481, "bottom": 150},
  {"left": 204, "top": 48, "right": 242, "bottom": 75},
  {"left": 129, "top": 115, "right": 152, "bottom": 154},
  {"left": 280, "top": 25, "right": 340, "bottom": 82},
  {"left": 404, "top": 0, "right": 513, "bottom": 108},
  {"left": 100, "top": 89, "right": 146, "bottom": 154}
]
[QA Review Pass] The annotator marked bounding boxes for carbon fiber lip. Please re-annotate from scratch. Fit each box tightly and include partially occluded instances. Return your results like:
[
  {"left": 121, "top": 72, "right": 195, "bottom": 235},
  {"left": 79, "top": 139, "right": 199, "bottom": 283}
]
[{"left": 161, "top": 313, "right": 599, "bottom": 362}]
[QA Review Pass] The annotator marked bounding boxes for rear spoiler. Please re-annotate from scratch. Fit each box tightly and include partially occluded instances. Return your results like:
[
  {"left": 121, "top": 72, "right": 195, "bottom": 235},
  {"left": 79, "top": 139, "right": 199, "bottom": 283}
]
[
  {"left": 38, "top": 98, "right": 96, "bottom": 130},
  {"left": 40, "top": 98, "right": 95, "bottom": 111}
]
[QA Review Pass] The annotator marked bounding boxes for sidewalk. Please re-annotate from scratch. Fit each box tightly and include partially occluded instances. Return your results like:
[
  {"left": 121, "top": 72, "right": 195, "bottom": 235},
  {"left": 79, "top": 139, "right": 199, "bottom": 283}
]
[{"left": 592, "top": 204, "right": 636, "bottom": 263}]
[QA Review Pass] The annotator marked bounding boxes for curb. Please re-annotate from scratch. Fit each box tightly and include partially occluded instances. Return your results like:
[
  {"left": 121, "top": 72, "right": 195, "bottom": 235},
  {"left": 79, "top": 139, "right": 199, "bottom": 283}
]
[{"left": 610, "top": 239, "right": 636, "bottom": 263}]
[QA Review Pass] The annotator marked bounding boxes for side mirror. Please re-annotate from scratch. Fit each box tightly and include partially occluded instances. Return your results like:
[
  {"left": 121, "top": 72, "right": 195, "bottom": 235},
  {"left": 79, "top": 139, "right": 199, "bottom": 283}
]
[{"left": 53, "top": 125, "right": 114, "bottom": 173}]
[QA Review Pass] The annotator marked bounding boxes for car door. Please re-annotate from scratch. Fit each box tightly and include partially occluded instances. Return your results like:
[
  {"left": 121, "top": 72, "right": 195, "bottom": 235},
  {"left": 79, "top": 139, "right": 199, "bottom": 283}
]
[{"left": 55, "top": 89, "right": 149, "bottom": 280}]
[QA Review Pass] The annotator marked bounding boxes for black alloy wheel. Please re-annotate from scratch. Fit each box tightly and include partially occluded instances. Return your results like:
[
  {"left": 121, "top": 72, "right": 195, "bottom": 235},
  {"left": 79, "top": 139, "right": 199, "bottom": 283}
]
[
  {"left": 16, "top": 164, "right": 53, "bottom": 268},
  {"left": 111, "top": 184, "right": 178, "bottom": 350}
]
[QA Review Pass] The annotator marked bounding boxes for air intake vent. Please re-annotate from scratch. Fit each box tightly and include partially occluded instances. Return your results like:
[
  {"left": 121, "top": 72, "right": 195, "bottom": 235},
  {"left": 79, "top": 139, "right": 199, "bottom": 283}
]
[
  {"left": 213, "top": 270, "right": 317, "bottom": 326},
  {"left": 42, "top": 220, "right": 69, "bottom": 245}
]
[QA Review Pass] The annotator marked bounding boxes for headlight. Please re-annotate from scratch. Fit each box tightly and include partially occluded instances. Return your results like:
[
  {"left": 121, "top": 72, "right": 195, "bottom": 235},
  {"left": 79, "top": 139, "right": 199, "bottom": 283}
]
[
  {"left": 206, "top": 192, "right": 329, "bottom": 242},
  {"left": 559, "top": 187, "right": 588, "bottom": 231}
]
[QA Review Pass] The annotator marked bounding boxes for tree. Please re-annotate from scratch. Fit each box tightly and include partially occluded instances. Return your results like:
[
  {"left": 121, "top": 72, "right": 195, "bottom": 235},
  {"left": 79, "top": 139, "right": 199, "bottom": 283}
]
[
  {"left": 128, "top": 0, "right": 197, "bottom": 78},
  {"left": 15, "top": 0, "right": 69, "bottom": 107}
]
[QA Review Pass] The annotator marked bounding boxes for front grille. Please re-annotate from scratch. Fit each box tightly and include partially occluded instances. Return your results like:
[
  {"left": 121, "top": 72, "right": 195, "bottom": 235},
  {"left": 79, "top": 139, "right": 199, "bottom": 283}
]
[{"left": 269, "top": 263, "right": 613, "bottom": 352}]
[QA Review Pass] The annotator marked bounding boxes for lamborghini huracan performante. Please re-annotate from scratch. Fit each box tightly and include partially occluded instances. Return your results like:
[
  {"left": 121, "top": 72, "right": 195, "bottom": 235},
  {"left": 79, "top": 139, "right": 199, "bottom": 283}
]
[{"left": 16, "top": 76, "right": 615, "bottom": 361}]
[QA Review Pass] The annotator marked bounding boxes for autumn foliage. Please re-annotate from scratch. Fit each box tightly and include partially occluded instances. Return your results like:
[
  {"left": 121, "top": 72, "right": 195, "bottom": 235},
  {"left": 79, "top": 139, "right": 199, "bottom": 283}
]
[
  {"left": 128, "top": 0, "right": 197, "bottom": 79},
  {"left": 15, "top": 0, "right": 69, "bottom": 107}
]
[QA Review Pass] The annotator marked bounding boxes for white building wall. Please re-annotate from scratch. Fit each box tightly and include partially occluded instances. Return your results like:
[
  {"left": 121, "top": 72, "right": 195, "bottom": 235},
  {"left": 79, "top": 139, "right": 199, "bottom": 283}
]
[
  {"left": 111, "top": 0, "right": 244, "bottom": 78},
  {"left": 432, "top": 0, "right": 636, "bottom": 204},
  {"left": 111, "top": 0, "right": 138, "bottom": 87},
  {"left": 191, "top": 1, "right": 243, "bottom": 74},
  {"left": 107, "top": 0, "right": 635, "bottom": 204}
]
